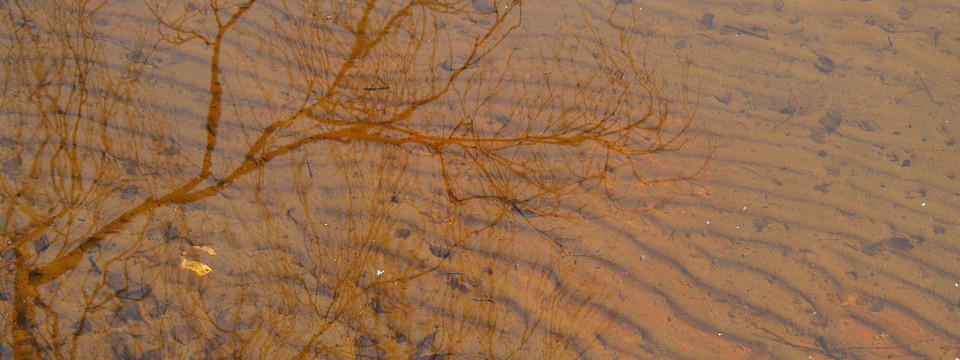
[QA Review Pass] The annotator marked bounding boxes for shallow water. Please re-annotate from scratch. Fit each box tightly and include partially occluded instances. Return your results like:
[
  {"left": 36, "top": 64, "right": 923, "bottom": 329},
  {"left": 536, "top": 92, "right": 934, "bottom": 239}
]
[{"left": 1, "top": 0, "right": 958, "bottom": 359}]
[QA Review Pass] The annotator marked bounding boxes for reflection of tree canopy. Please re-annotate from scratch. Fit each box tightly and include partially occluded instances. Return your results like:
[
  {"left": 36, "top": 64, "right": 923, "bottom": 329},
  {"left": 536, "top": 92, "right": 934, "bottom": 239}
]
[{"left": 0, "top": 0, "right": 706, "bottom": 359}]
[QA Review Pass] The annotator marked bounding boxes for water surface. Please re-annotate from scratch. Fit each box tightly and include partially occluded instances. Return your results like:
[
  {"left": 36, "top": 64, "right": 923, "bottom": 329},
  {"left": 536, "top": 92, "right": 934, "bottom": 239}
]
[{"left": 1, "top": 0, "right": 958, "bottom": 359}]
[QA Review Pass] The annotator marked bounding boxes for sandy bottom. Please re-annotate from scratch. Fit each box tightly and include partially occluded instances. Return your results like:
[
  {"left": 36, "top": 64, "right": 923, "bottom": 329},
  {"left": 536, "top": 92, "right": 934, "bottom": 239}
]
[{"left": 1, "top": 0, "right": 958, "bottom": 359}]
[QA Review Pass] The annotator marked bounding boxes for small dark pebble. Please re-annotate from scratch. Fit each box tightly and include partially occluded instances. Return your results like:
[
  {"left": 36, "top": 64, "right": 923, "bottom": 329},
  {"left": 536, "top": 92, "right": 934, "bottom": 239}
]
[
  {"left": 900, "top": 159, "right": 911, "bottom": 167},
  {"left": 356, "top": 346, "right": 385, "bottom": 360},
  {"left": 356, "top": 333, "right": 378, "bottom": 347},
  {"left": 896, "top": 7, "right": 914, "bottom": 20},
  {"left": 511, "top": 203, "right": 536, "bottom": 216},
  {"left": 613, "top": 0, "right": 633, "bottom": 3},
  {"left": 15, "top": 18, "right": 37, "bottom": 30},
  {"left": 448, "top": 277, "right": 470, "bottom": 294},
  {"left": 416, "top": 331, "right": 438, "bottom": 353},
  {"left": 885, "top": 237, "right": 915, "bottom": 251},
  {"left": 863, "top": 236, "right": 918, "bottom": 256},
  {"left": 371, "top": 298, "right": 384, "bottom": 315},
  {"left": 28, "top": 271, "right": 42, "bottom": 283},
  {"left": 105, "top": 273, "right": 126, "bottom": 291},
  {"left": 818, "top": 150, "right": 827, "bottom": 157},
  {"left": 205, "top": 334, "right": 225, "bottom": 351},
  {"left": 116, "top": 284, "right": 153, "bottom": 300},
  {"left": 122, "top": 158, "right": 138, "bottom": 175},
  {"left": 149, "top": 303, "right": 166, "bottom": 319},
  {"left": 441, "top": 60, "right": 465, "bottom": 72},
  {"left": 125, "top": 50, "right": 147, "bottom": 64},
  {"left": 394, "top": 332, "right": 407, "bottom": 343},
  {"left": 162, "top": 224, "right": 179, "bottom": 242},
  {"left": 412, "top": 354, "right": 452, "bottom": 360},
  {"left": 120, "top": 185, "right": 138, "bottom": 200},
  {"left": 701, "top": 13, "right": 715, "bottom": 28},
  {"left": 471, "top": 0, "right": 496, "bottom": 13},
  {"left": 109, "top": 342, "right": 133, "bottom": 360},
  {"left": 714, "top": 94, "right": 731, "bottom": 105},
  {"left": 2, "top": 154, "right": 21, "bottom": 172},
  {"left": 118, "top": 302, "right": 143, "bottom": 322},
  {"left": 34, "top": 234, "right": 49, "bottom": 253},
  {"left": 159, "top": 144, "right": 179, "bottom": 156},
  {"left": 428, "top": 244, "right": 452, "bottom": 259},
  {"left": 813, "top": 183, "right": 830, "bottom": 193},
  {"left": 1, "top": 248, "right": 17, "bottom": 261},
  {"left": 105, "top": 311, "right": 127, "bottom": 328},
  {"left": 172, "top": 324, "right": 197, "bottom": 345},
  {"left": 779, "top": 107, "right": 796, "bottom": 114},
  {"left": 140, "top": 348, "right": 162, "bottom": 360},
  {"left": 814, "top": 55, "right": 835, "bottom": 74},
  {"left": 819, "top": 113, "right": 841, "bottom": 133},
  {"left": 73, "top": 319, "right": 93, "bottom": 336},
  {"left": 396, "top": 228, "right": 411, "bottom": 239}
]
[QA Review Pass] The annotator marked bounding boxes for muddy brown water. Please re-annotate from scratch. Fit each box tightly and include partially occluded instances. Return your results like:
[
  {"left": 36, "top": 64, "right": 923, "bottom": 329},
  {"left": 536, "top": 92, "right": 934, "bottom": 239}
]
[{"left": 1, "top": 0, "right": 958, "bottom": 359}]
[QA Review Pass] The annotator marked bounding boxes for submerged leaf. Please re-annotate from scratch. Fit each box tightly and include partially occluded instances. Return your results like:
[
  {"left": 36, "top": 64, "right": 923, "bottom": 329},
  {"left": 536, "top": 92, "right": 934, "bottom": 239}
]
[
  {"left": 190, "top": 245, "right": 217, "bottom": 255},
  {"left": 179, "top": 257, "right": 212, "bottom": 276}
]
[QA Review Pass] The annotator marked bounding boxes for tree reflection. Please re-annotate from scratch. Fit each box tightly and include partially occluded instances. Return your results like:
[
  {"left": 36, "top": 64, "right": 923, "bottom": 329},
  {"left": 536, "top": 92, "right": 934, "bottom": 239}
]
[{"left": 0, "top": 0, "right": 706, "bottom": 359}]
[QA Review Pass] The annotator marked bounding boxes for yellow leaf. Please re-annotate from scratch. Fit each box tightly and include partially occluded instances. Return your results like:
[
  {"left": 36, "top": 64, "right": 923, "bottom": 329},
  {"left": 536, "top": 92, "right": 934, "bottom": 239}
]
[
  {"left": 190, "top": 245, "right": 217, "bottom": 255},
  {"left": 179, "top": 257, "right": 212, "bottom": 276}
]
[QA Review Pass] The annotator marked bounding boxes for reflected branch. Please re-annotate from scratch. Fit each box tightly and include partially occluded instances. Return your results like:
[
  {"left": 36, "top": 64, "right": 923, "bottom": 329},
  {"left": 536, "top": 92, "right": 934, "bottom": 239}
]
[{"left": 1, "top": 0, "right": 707, "bottom": 358}]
